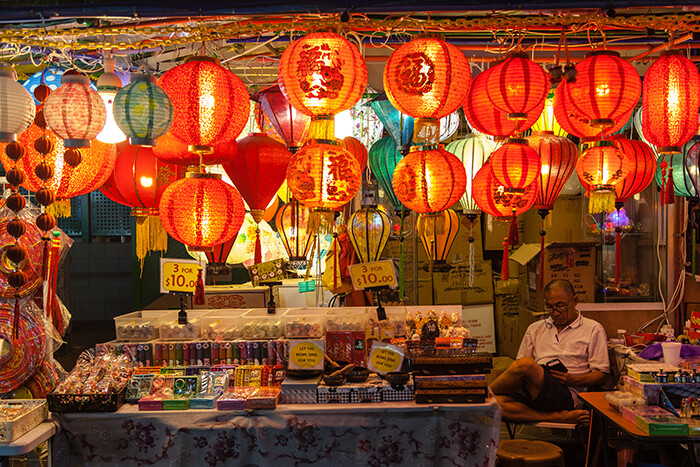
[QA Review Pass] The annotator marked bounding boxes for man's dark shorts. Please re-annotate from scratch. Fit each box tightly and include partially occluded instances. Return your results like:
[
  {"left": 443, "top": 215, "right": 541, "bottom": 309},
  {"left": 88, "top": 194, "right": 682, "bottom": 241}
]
[{"left": 511, "top": 366, "right": 575, "bottom": 412}]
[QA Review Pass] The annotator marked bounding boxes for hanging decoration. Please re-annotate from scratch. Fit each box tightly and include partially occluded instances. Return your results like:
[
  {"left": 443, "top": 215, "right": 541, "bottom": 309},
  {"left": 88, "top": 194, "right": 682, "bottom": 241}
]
[
  {"left": 368, "top": 136, "right": 404, "bottom": 211},
  {"left": 44, "top": 71, "right": 106, "bottom": 148},
  {"left": 347, "top": 207, "right": 391, "bottom": 263},
  {"left": 576, "top": 142, "right": 631, "bottom": 213},
  {"left": 392, "top": 145, "right": 467, "bottom": 213},
  {"left": 685, "top": 137, "right": 700, "bottom": 276},
  {"left": 416, "top": 209, "right": 459, "bottom": 272},
  {"left": 275, "top": 199, "right": 314, "bottom": 269},
  {"left": 642, "top": 50, "right": 700, "bottom": 155},
  {"left": 0, "top": 68, "right": 36, "bottom": 143},
  {"left": 0, "top": 302, "right": 46, "bottom": 393},
  {"left": 255, "top": 84, "right": 310, "bottom": 152},
  {"left": 278, "top": 32, "right": 367, "bottom": 140},
  {"left": 489, "top": 139, "right": 541, "bottom": 189},
  {"left": 486, "top": 51, "right": 549, "bottom": 121},
  {"left": 152, "top": 131, "right": 238, "bottom": 166},
  {"left": 530, "top": 93, "right": 567, "bottom": 137},
  {"left": 204, "top": 237, "right": 237, "bottom": 278},
  {"left": 341, "top": 136, "right": 368, "bottom": 172},
  {"left": 367, "top": 93, "right": 414, "bottom": 154},
  {"left": 95, "top": 55, "right": 127, "bottom": 144},
  {"left": 113, "top": 73, "right": 173, "bottom": 147},
  {"left": 383, "top": 35, "right": 471, "bottom": 145}
]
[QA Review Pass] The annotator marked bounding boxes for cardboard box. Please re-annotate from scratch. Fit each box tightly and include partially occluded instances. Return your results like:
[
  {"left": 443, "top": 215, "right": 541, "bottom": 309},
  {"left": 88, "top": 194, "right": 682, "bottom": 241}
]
[
  {"left": 510, "top": 242, "right": 596, "bottom": 312},
  {"left": 431, "top": 260, "right": 494, "bottom": 306},
  {"left": 498, "top": 314, "right": 520, "bottom": 359}
]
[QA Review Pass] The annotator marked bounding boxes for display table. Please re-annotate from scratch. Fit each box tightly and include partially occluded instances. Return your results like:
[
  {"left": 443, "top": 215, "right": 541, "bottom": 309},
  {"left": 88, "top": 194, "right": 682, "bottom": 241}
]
[
  {"left": 51, "top": 400, "right": 501, "bottom": 467},
  {"left": 0, "top": 421, "right": 56, "bottom": 467}
]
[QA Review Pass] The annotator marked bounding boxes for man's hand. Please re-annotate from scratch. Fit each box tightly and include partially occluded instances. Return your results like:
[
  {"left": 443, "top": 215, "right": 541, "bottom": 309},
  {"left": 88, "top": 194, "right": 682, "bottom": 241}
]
[
  {"left": 550, "top": 370, "right": 579, "bottom": 386},
  {"left": 550, "top": 369, "right": 608, "bottom": 387}
]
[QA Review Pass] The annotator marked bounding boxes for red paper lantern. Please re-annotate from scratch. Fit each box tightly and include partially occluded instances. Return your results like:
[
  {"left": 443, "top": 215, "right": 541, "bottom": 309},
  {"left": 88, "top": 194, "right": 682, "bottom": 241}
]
[
  {"left": 611, "top": 136, "right": 656, "bottom": 203},
  {"left": 527, "top": 132, "right": 579, "bottom": 210},
  {"left": 472, "top": 161, "right": 539, "bottom": 218},
  {"left": 561, "top": 51, "right": 641, "bottom": 130},
  {"left": 576, "top": 143, "right": 630, "bottom": 213},
  {"left": 486, "top": 52, "right": 548, "bottom": 121},
  {"left": 152, "top": 131, "right": 238, "bottom": 166},
  {"left": 256, "top": 84, "right": 310, "bottom": 151},
  {"left": 223, "top": 133, "right": 292, "bottom": 223},
  {"left": 384, "top": 36, "right": 470, "bottom": 144},
  {"left": 286, "top": 140, "right": 361, "bottom": 211},
  {"left": 489, "top": 139, "right": 541, "bottom": 190},
  {"left": 159, "top": 172, "right": 246, "bottom": 251},
  {"left": 464, "top": 67, "right": 543, "bottom": 138},
  {"left": 642, "top": 51, "right": 700, "bottom": 154},
  {"left": 159, "top": 57, "right": 250, "bottom": 151},
  {"left": 392, "top": 145, "right": 466, "bottom": 213},
  {"left": 341, "top": 136, "right": 368, "bottom": 172}
]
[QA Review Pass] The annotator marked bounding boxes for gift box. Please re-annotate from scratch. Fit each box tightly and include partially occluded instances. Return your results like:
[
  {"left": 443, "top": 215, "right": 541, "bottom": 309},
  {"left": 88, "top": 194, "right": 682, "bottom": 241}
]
[
  {"left": 381, "top": 380, "right": 415, "bottom": 402},
  {"left": 217, "top": 387, "right": 257, "bottom": 410},
  {"left": 246, "top": 387, "right": 281, "bottom": 409},
  {"left": 348, "top": 376, "right": 383, "bottom": 403},
  {"left": 189, "top": 393, "right": 221, "bottom": 409},
  {"left": 0, "top": 400, "right": 48, "bottom": 443},
  {"left": 280, "top": 375, "right": 321, "bottom": 404},
  {"left": 138, "top": 394, "right": 165, "bottom": 411},
  {"left": 317, "top": 385, "right": 351, "bottom": 404}
]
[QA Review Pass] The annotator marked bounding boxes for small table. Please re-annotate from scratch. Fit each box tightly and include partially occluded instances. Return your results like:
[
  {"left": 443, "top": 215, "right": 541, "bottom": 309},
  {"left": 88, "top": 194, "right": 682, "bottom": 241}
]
[
  {"left": 0, "top": 421, "right": 56, "bottom": 467},
  {"left": 580, "top": 391, "right": 700, "bottom": 467}
]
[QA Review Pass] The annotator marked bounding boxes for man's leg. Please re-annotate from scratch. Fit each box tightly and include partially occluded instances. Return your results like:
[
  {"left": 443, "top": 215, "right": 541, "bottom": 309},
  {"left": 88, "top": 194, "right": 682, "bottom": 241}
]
[
  {"left": 495, "top": 395, "right": 591, "bottom": 424},
  {"left": 490, "top": 357, "right": 546, "bottom": 400}
]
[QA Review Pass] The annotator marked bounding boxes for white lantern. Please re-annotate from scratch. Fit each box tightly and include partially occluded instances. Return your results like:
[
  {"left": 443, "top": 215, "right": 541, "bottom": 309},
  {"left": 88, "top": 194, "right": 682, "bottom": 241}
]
[
  {"left": 0, "top": 68, "right": 36, "bottom": 142},
  {"left": 445, "top": 134, "right": 498, "bottom": 214}
]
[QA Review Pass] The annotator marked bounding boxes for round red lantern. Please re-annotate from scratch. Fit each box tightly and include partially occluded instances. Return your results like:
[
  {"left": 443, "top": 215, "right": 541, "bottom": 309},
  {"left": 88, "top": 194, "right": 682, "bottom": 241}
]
[
  {"left": 611, "top": 136, "right": 656, "bottom": 203},
  {"left": 43, "top": 73, "right": 106, "bottom": 148},
  {"left": 489, "top": 139, "right": 541, "bottom": 189},
  {"left": 561, "top": 51, "right": 641, "bottom": 130},
  {"left": 486, "top": 52, "right": 548, "bottom": 121},
  {"left": 159, "top": 57, "right": 250, "bottom": 153},
  {"left": 286, "top": 140, "right": 361, "bottom": 211},
  {"left": 576, "top": 142, "right": 630, "bottom": 213},
  {"left": 527, "top": 131, "right": 579, "bottom": 210},
  {"left": 152, "top": 131, "right": 238, "bottom": 166},
  {"left": 464, "top": 66, "right": 543, "bottom": 138},
  {"left": 392, "top": 145, "right": 466, "bottom": 213},
  {"left": 472, "top": 161, "right": 539, "bottom": 218},
  {"left": 159, "top": 172, "right": 246, "bottom": 251},
  {"left": 223, "top": 133, "right": 292, "bottom": 223},
  {"left": 384, "top": 36, "right": 470, "bottom": 144},
  {"left": 642, "top": 51, "right": 700, "bottom": 154},
  {"left": 255, "top": 84, "right": 310, "bottom": 151},
  {"left": 341, "top": 136, "right": 368, "bottom": 172}
]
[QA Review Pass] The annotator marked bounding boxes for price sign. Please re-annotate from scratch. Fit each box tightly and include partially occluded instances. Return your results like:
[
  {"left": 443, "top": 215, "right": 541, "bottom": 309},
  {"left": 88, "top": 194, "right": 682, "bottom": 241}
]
[
  {"left": 160, "top": 258, "right": 203, "bottom": 294},
  {"left": 368, "top": 343, "right": 404, "bottom": 374},
  {"left": 349, "top": 260, "right": 398, "bottom": 290},
  {"left": 288, "top": 340, "right": 325, "bottom": 370}
]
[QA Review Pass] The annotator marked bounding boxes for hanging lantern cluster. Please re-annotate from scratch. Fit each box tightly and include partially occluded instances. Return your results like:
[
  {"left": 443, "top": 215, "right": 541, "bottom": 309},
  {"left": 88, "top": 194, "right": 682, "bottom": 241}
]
[{"left": 113, "top": 73, "right": 174, "bottom": 147}]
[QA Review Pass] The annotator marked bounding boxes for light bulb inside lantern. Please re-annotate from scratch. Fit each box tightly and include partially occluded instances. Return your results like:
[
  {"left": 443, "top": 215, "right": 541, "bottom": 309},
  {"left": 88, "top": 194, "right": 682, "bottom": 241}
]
[
  {"left": 140, "top": 176, "right": 153, "bottom": 188},
  {"left": 96, "top": 91, "right": 127, "bottom": 144},
  {"left": 335, "top": 108, "right": 354, "bottom": 139},
  {"left": 541, "top": 164, "right": 550, "bottom": 175}
]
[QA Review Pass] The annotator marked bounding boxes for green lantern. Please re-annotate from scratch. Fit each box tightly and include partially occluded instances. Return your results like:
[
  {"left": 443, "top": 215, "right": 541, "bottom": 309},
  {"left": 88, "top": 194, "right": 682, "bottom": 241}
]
[
  {"left": 654, "top": 151, "right": 696, "bottom": 198},
  {"left": 368, "top": 136, "right": 404, "bottom": 211},
  {"left": 113, "top": 74, "right": 173, "bottom": 147}
]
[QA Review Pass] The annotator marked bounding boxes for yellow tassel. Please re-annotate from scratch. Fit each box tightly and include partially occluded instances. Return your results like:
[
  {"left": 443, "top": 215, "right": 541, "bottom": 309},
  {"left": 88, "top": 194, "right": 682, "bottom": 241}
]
[
  {"left": 589, "top": 190, "right": 615, "bottom": 213},
  {"left": 308, "top": 116, "right": 335, "bottom": 141},
  {"left": 46, "top": 199, "right": 71, "bottom": 218},
  {"left": 135, "top": 215, "right": 169, "bottom": 275},
  {"left": 309, "top": 209, "right": 334, "bottom": 236}
]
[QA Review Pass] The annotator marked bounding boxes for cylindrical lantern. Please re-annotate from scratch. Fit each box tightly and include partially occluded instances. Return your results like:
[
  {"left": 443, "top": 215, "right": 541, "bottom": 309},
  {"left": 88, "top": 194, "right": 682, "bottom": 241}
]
[
  {"left": 341, "top": 136, "right": 368, "bottom": 172},
  {"left": 159, "top": 172, "right": 246, "bottom": 251},
  {"left": 384, "top": 36, "right": 471, "bottom": 144},
  {"left": 392, "top": 145, "right": 467, "bottom": 213},
  {"left": 275, "top": 199, "right": 314, "bottom": 267},
  {"left": 255, "top": 84, "right": 310, "bottom": 151},
  {"left": 685, "top": 138, "right": 700, "bottom": 198},
  {"left": 159, "top": 57, "right": 250, "bottom": 153},
  {"left": 44, "top": 73, "right": 106, "bottom": 148},
  {"left": 472, "top": 161, "right": 539, "bottom": 218},
  {"left": 368, "top": 94, "right": 414, "bottom": 152},
  {"left": 642, "top": 50, "right": 700, "bottom": 154},
  {"left": 347, "top": 207, "right": 391, "bottom": 263},
  {"left": 286, "top": 139, "right": 361, "bottom": 211},
  {"left": 368, "top": 136, "right": 404, "bottom": 211},
  {"left": 527, "top": 131, "right": 578, "bottom": 210},
  {"left": 278, "top": 32, "right": 367, "bottom": 139},
  {"left": 486, "top": 52, "right": 548, "bottom": 121},
  {"left": 612, "top": 136, "right": 656, "bottom": 203},
  {"left": 223, "top": 133, "right": 292, "bottom": 223},
  {"left": 530, "top": 93, "right": 567, "bottom": 137},
  {"left": 152, "top": 131, "right": 238, "bottom": 166},
  {"left": 561, "top": 51, "right": 641, "bottom": 129},
  {"left": 577, "top": 142, "right": 631, "bottom": 213},
  {"left": 445, "top": 134, "right": 498, "bottom": 214},
  {"left": 416, "top": 209, "right": 459, "bottom": 263},
  {"left": 113, "top": 73, "right": 173, "bottom": 147},
  {"left": 489, "top": 139, "right": 541, "bottom": 189},
  {"left": 0, "top": 68, "right": 36, "bottom": 142}
]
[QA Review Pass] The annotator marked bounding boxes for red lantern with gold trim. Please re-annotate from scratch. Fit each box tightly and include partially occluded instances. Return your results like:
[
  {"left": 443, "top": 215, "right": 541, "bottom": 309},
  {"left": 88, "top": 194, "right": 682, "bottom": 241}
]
[
  {"left": 489, "top": 138, "right": 541, "bottom": 189},
  {"left": 576, "top": 142, "right": 630, "bottom": 213},
  {"left": 486, "top": 52, "right": 548, "bottom": 121},
  {"left": 152, "top": 131, "right": 238, "bottom": 166},
  {"left": 642, "top": 51, "right": 700, "bottom": 154},
  {"left": 341, "top": 136, "right": 368, "bottom": 172},
  {"left": 392, "top": 145, "right": 466, "bottom": 213}
]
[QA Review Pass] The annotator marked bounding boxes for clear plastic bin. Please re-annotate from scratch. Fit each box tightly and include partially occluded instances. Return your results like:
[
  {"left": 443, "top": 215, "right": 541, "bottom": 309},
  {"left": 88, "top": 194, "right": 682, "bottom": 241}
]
[
  {"left": 325, "top": 307, "right": 366, "bottom": 332},
  {"left": 284, "top": 308, "right": 326, "bottom": 338},
  {"left": 200, "top": 309, "right": 249, "bottom": 340},
  {"left": 158, "top": 310, "right": 211, "bottom": 340},
  {"left": 366, "top": 306, "right": 408, "bottom": 341},
  {"left": 240, "top": 308, "right": 287, "bottom": 339},
  {"left": 114, "top": 311, "right": 162, "bottom": 341}
]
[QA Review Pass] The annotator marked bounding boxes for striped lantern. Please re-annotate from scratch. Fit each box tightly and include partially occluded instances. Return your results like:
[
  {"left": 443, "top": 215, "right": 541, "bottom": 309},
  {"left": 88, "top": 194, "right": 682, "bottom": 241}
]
[
  {"left": 347, "top": 207, "right": 391, "bottom": 263},
  {"left": 113, "top": 74, "right": 174, "bottom": 147},
  {"left": 486, "top": 52, "right": 549, "bottom": 121},
  {"left": 445, "top": 134, "right": 498, "bottom": 214},
  {"left": 577, "top": 142, "right": 631, "bottom": 213},
  {"left": 489, "top": 139, "right": 541, "bottom": 190},
  {"left": 0, "top": 68, "right": 36, "bottom": 142},
  {"left": 368, "top": 136, "right": 404, "bottom": 211},
  {"left": 416, "top": 209, "right": 459, "bottom": 265}
]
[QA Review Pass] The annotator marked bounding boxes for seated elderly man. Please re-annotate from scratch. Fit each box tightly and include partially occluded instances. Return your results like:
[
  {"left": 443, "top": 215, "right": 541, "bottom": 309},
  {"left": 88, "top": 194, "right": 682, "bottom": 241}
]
[{"left": 490, "top": 279, "right": 609, "bottom": 424}]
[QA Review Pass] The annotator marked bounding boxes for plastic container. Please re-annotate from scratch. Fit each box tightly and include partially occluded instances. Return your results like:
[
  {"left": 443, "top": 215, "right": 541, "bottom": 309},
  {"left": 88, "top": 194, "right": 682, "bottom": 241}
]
[
  {"left": 114, "top": 311, "right": 162, "bottom": 341},
  {"left": 284, "top": 308, "right": 326, "bottom": 338},
  {"left": 325, "top": 307, "right": 366, "bottom": 332},
  {"left": 200, "top": 309, "right": 249, "bottom": 340},
  {"left": 366, "top": 306, "right": 407, "bottom": 342},
  {"left": 240, "top": 308, "right": 287, "bottom": 339},
  {"left": 158, "top": 310, "right": 211, "bottom": 340}
]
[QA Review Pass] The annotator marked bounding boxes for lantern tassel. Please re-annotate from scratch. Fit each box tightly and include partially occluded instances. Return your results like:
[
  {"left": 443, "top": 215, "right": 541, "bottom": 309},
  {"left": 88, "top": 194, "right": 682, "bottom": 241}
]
[
  {"left": 41, "top": 237, "right": 50, "bottom": 280},
  {"left": 615, "top": 227, "right": 622, "bottom": 287},
  {"left": 665, "top": 165, "right": 675, "bottom": 205},
  {"left": 308, "top": 116, "right": 335, "bottom": 141},
  {"left": 194, "top": 268, "right": 205, "bottom": 305},
  {"left": 508, "top": 212, "right": 519, "bottom": 246},
  {"left": 254, "top": 226, "right": 262, "bottom": 264},
  {"left": 501, "top": 239, "right": 510, "bottom": 281},
  {"left": 310, "top": 210, "right": 334, "bottom": 236},
  {"left": 46, "top": 199, "right": 71, "bottom": 218},
  {"left": 136, "top": 216, "right": 169, "bottom": 275},
  {"left": 13, "top": 295, "right": 20, "bottom": 340},
  {"left": 589, "top": 190, "right": 616, "bottom": 213}
]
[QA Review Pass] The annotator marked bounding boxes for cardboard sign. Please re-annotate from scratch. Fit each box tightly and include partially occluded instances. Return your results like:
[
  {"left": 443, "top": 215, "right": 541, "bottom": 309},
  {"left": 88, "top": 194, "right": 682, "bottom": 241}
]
[
  {"left": 349, "top": 260, "right": 398, "bottom": 290},
  {"left": 368, "top": 343, "right": 404, "bottom": 374},
  {"left": 288, "top": 340, "right": 325, "bottom": 370},
  {"left": 160, "top": 258, "right": 202, "bottom": 294},
  {"left": 462, "top": 304, "right": 497, "bottom": 354}
]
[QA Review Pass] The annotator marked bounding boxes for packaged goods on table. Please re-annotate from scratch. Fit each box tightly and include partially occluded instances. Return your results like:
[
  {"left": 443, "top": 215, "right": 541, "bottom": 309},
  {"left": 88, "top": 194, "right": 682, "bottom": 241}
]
[
  {"left": 284, "top": 308, "right": 325, "bottom": 338},
  {"left": 0, "top": 400, "right": 48, "bottom": 443},
  {"left": 241, "top": 308, "right": 287, "bottom": 339}
]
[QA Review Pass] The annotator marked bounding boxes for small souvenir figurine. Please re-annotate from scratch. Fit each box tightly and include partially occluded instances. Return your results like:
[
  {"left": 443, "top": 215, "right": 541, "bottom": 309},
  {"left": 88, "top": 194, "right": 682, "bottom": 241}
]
[{"left": 420, "top": 311, "right": 440, "bottom": 342}]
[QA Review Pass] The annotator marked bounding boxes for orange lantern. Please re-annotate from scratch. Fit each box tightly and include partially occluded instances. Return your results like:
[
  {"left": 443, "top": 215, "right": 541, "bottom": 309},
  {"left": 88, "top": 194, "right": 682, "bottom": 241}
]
[
  {"left": 486, "top": 52, "right": 548, "bottom": 121},
  {"left": 392, "top": 145, "right": 466, "bottom": 213},
  {"left": 159, "top": 57, "right": 250, "bottom": 153},
  {"left": 278, "top": 32, "right": 367, "bottom": 140},
  {"left": 642, "top": 51, "right": 700, "bottom": 154},
  {"left": 576, "top": 142, "right": 630, "bottom": 213},
  {"left": 341, "top": 136, "right": 368, "bottom": 172},
  {"left": 384, "top": 36, "right": 470, "bottom": 144},
  {"left": 159, "top": 172, "right": 246, "bottom": 251},
  {"left": 561, "top": 51, "right": 641, "bottom": 130},
  {"left": 152, "top": 131, "right": 238, "bottom": 166},
  {"left": 489, "top": 139, "right": 541, "bottom": 189}
]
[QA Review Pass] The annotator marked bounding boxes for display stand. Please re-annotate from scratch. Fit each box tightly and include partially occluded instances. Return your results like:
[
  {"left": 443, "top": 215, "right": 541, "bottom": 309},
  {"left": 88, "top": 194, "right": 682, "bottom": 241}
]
[{"left": 0, "top": 421, "right": 56, "bottom": 467}]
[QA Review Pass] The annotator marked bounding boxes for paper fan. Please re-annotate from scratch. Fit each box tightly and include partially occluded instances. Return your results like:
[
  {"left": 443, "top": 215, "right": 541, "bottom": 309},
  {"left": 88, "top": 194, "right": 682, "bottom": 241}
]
[
  {"left": 0, "top": 303, "right": 46, "bottom": 392},
  {"left": 0, "top": 216, "right": 44, "bottom": 298}
]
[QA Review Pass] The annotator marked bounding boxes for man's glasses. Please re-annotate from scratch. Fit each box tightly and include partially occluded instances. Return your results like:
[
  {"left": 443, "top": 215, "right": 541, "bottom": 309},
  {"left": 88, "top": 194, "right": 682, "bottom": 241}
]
[{"left": 544, "top": 295, "right": 574, "bottom": 312}]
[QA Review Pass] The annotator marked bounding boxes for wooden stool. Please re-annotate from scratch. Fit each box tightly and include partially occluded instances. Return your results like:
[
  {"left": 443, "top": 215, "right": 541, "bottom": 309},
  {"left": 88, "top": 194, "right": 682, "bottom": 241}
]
[{"left": 497, "top": 439, "right": 566, "bottom": 467}]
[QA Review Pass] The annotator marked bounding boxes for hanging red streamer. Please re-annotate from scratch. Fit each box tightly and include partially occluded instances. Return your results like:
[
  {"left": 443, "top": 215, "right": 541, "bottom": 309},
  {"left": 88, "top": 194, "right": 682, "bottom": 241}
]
[
  {"left": 41, "top": 239, "right": 50, "bottom": 280},
  {"left": 254, "top": 227, "right": 262, "bottom": 264},
  {"left": 194, "top": 269, "right": 205, "bottom": 305},
  {"left": 665, "top": 166, "right": 675, "bottom": 204},
  {"left": 508, "top": 211, "right": 520, "bottom": 246},
  {"left": 615, "top": 228, "right": 622, "bottom": 286},
  {"left": 501, "top": 238, "right": 510, "bottom": 281},
  {"left": 12, "top": 295, "right": 20, "bottom": 340}
]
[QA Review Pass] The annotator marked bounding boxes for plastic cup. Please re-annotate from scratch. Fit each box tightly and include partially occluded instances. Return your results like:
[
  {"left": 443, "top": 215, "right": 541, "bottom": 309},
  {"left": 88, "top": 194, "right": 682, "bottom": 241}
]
[{"left": 661, "top": 341, "right": 682, "bottom": 367}]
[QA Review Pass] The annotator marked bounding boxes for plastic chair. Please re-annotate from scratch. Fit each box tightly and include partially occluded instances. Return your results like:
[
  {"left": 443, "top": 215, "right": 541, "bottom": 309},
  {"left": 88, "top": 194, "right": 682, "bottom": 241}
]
[{"left": 497, "top": 439, "right": 566, "bottom": 467}]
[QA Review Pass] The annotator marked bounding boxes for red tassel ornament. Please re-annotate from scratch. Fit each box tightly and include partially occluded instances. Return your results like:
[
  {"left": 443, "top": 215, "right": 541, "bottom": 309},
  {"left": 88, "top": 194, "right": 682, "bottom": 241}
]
[
  {"left": 501, "top": 238, "right": 510, "bottom": 281},
  {"left": 194, "top": 268, "right": 205, "bottom": 305}
]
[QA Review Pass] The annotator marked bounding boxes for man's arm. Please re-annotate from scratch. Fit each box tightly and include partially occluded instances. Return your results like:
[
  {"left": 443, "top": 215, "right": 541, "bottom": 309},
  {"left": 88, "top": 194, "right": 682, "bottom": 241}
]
[
  {"left": 551, "top": 321, "right": 610, "bottom": 387},
  {"left": 516, "top": 325, "right": 535, "bottom": 360},
  {"left": 549, "top": 369, "right": 607, "bottom": 387}
]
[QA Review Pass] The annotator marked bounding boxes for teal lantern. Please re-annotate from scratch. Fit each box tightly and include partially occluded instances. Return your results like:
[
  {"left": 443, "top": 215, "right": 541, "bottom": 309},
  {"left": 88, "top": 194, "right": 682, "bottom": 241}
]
[
  {"left": 368, "top": 93, "right": 414, "bottom": 153},
  {"left": 113, "top": 74, "right": 173, "bottom": 146},
  {"left": 655, "top": 152, "right": 696, "bottom": 198},
  {"left": 368, "top": 136, "right": 404, "bottom": 211}
]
